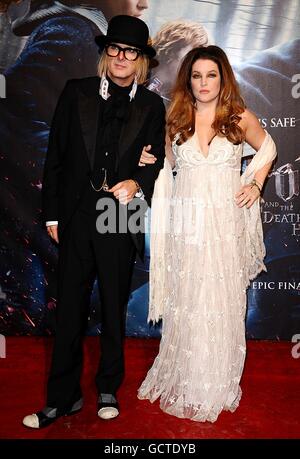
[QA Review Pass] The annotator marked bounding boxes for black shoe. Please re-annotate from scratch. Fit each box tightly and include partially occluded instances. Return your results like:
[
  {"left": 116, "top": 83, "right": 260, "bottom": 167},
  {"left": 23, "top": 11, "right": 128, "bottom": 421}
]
[
  {"left": 22, "top": 398, "right": 83, "bottom": 429},
  {"left": 97, "top": 394, "right": 119, "bottom": 420}
]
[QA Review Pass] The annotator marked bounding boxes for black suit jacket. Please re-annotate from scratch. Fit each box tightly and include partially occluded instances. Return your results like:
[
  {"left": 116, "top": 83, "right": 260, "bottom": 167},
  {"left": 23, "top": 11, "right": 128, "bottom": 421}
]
[{"left": 42, "top": 76, "right": 166, "bottom": 256}]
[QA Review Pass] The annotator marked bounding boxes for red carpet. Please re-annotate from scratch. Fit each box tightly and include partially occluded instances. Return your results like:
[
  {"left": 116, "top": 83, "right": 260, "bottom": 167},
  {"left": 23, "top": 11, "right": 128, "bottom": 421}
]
[{"left": 0, "top": 337, "right": 299, "bottom": 439}]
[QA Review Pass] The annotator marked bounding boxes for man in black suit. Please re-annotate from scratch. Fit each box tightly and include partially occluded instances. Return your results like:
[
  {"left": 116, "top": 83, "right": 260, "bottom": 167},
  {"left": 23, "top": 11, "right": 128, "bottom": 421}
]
[
  {"left": 0, "top": 1, "right": 150, "bottom": 335},
  {"left": 22, "top": 14, "right": 165, "bottom": 428}
]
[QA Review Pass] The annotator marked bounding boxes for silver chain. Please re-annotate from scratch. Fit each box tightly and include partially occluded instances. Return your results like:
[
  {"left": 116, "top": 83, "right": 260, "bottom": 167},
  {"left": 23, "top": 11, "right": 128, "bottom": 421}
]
[{"left": 89, "top": 169, "right": 109, "bottom": 192}]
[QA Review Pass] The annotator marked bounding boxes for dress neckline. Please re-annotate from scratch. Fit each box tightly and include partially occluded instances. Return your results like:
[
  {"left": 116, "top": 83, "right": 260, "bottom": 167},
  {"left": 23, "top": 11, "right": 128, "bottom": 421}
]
[{"left": 192, "top": 132, "right": 218, "bottom": 159}]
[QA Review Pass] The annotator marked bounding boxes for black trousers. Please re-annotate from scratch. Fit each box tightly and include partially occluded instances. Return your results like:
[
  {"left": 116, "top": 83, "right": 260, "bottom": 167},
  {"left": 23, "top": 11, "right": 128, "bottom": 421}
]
[{"left": 46, "top": 207, "right": 136, "bottom": 411}]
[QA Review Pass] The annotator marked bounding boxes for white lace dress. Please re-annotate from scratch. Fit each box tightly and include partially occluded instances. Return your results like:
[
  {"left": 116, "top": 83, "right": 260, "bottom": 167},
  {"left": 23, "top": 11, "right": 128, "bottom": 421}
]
[{"left": 138, "top": 133, "right": 250, "bottom": 422}]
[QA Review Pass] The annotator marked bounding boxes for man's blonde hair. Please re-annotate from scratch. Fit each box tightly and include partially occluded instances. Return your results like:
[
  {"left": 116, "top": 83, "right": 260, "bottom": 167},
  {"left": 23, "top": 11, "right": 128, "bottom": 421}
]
[{"left": 97, "top": 52, "right": 149, "bottom": 85}]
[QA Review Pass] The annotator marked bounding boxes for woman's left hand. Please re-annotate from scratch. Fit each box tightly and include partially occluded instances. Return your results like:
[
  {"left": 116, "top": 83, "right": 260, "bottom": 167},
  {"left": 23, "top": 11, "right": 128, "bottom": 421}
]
[
  {"left": 138, "top": 145, "right": 157, "bottom": 166},
  {"left": 235, "top": 184, "right": 260, "bottom": 208}
]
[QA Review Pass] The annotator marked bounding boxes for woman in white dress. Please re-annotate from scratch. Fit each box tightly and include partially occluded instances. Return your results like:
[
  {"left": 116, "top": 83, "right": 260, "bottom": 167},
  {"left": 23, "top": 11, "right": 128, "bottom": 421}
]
[{"left": 137, "top": 46, "right": 277, "bottom": 422}]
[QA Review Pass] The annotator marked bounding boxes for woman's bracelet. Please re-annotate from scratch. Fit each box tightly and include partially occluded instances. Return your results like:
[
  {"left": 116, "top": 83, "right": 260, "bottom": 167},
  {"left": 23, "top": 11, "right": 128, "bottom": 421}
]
[
  {"left": 250, "top": 181, "right": 261, "bottom": 194},
  {"left": 251, "top": 178, "right": 263, "bottom": 191}
]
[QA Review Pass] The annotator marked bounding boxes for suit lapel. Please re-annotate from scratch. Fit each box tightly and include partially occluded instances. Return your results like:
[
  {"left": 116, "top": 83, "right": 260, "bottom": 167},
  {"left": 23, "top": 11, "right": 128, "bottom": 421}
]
[
  {"left": 78, "top": 81, "right": 150, "bottom": 168},
  {"left": 118, "top": 102, "right": 150, "bottom": 161},
  {"left": 78, "top": 90, "right": 100, "bottom": 169}
]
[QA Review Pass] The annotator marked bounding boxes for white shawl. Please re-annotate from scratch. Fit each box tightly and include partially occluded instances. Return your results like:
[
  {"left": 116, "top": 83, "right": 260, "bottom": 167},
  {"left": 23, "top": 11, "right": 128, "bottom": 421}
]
[{"left": 148, "top": 130, "right": 277, "bottom": 323}]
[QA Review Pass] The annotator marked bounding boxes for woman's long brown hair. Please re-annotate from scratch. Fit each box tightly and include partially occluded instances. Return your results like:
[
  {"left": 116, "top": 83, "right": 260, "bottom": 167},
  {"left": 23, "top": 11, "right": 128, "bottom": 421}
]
[{"left": 167, "top": 45, "right": 246, "bottom": 145}]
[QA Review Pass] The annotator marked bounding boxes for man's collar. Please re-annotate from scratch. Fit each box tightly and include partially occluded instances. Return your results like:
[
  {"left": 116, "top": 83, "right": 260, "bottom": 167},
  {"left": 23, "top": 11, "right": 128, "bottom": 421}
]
[{"left": 99, "top": 75, "right": 137, "bottom": 101}]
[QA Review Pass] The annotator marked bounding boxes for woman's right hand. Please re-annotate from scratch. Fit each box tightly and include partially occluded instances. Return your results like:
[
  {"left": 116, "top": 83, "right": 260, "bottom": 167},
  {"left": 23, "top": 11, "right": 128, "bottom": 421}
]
[{"left": 138, "top": 144, "right": 157, "bottom": 166}]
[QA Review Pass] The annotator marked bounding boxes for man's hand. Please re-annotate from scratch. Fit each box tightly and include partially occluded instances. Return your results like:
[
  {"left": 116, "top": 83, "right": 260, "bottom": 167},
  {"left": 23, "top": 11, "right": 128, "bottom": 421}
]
[
  {"left": 138, "top": 144, "right": 157, "bottom": 166},
  {"left": 108, "top": 180, "right": 138, "bottom": 205},
  {"left": 47, "top": 224, "right": 59, "bottom": 243}
]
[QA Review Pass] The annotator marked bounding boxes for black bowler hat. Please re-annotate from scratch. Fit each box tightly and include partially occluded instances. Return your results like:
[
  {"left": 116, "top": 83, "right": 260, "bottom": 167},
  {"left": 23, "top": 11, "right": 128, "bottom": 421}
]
[{"left": 95, "top": 15, "right": 156, "bottom": 58}]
